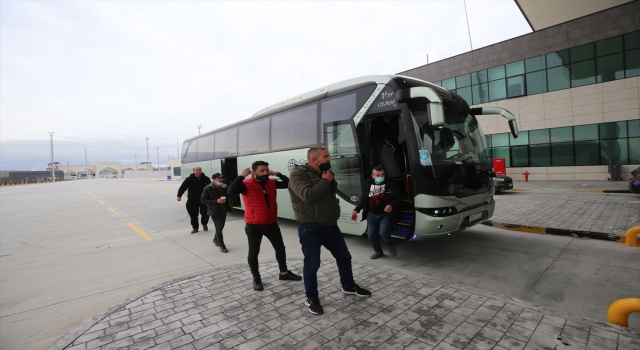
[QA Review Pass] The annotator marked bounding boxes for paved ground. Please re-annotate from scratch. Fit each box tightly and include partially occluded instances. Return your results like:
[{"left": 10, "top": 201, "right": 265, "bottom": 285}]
[
  {"left": 49, "top": 260, "right": 639, "bottom": 350},
  {"left": 492, "top": 181, "right": 639, "bottom": 237}
]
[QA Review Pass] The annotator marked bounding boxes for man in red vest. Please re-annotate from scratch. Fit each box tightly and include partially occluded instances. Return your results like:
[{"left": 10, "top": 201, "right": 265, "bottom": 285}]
[{"left": 227, "top": 160, "right": 302, "bottom": 291}]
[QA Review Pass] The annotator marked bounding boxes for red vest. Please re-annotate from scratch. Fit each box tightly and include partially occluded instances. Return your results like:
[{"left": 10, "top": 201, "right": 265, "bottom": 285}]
[{"left": 242, "top": 177, "right": 278, "bottom": 225}]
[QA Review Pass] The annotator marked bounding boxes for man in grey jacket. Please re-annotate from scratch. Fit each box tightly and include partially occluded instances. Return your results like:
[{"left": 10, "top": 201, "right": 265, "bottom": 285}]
[{"left": 288, "top": 147, "right": 371, "bottom": 315}]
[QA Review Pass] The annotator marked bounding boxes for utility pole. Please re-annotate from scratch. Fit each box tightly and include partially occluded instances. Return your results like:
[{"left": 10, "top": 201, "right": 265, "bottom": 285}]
[
  {"left": 197, "top": 125, "right": 202, "bottom": 134},
  {"left": 145, "top": 136, "right": 150, "bottom": 172},
  {"left": 176, "top": 135, "right": 179, "bottom": 158},
  {"left": 135, "top": 154, "right": 137, "bottom": 171},
  {"left": 49, "top": 132, "right": 55, "bottom": 181},
  {"left": 156, "top": 147, "right": 160, "bottom": 171},
  {"left": 84, "top": 148, "right": 87, "bottom": 166}
]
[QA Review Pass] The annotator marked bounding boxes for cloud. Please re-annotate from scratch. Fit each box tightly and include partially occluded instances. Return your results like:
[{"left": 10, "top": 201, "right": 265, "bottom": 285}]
[{"left": 1, "top": 1, "right": 530, "bottom": 170}]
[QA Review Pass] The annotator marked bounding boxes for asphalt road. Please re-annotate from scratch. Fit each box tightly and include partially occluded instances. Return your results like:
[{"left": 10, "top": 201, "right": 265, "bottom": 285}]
[{"left": 0, "top": 179, "right": 638, "bottom": 350}]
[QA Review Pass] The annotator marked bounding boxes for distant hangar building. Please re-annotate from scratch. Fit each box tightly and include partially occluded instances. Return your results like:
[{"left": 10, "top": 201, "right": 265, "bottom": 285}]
[{"left": 400, "top": 0, "right": 639, "bottom": 180}]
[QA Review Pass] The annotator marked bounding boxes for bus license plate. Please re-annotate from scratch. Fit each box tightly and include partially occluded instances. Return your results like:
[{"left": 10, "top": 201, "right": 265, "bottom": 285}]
[{"left": 468, "top": 212, "right": 482, "bottom": 223}]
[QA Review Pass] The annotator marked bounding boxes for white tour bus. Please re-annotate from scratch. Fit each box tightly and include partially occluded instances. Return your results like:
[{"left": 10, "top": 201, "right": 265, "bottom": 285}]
[{"left": 181, "top": 75, "right": 518, "bottom": 239}]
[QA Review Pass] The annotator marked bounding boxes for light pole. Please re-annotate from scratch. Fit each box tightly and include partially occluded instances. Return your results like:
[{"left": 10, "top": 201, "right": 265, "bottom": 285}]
[
  {"left": 197, "top": 124, "right": 202, "bottom": 134},
  {"left": 84, "top": 148, "right": 87, "bottom": 166},
  {"left": 49, "top": 132, "right": 55, "bottom": 181},
  {"left": 134, "top": 154, "right": 137, "bottom": 171},
  {"left": 156, "top": 147, "right": 160, "bottom": 171},
  {"left": 145, "top": 136, "right": 150, "bottom": 172}
]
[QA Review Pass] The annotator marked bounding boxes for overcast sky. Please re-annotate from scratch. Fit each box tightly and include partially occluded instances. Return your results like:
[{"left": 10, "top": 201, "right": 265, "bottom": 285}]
[{"left": 1, "top": 0, "right": 530, "bottom": 170}]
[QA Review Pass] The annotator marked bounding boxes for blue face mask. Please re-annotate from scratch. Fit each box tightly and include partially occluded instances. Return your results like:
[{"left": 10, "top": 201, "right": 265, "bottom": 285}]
[
  {"left": 375, "top": 177, "right": 385, "bottom": 184},
  {"left": 215, "top": 181, "right": 223, "bottom": 186}
]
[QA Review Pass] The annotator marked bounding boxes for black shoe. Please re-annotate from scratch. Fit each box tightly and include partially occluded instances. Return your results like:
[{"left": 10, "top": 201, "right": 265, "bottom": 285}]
[
  {"left": 213, "top": 238, "right": 220, "bottom": 246},
  {"left": 342, "top": 284, "right": 372, "bottom": 297},
  {"left": 279, "top": 270, "right": 302, "bottom": 281},
  {"left": 253, "top": 278, "right": 264, "bottom": 291},
  {"left": 220, "top": 245, "right": 228, "bottom": 253},
  {"left": 191, "top": 229, "right": 198, "bottom": 234},
  {"left": 203, "top": 224, "right": 208, "bottom": 231},
  {"left": 305, "top": 298, "right": 323, "bottom": 315},
  {"left": 370, "top": 252, "right": 383, "bottom": 259}
]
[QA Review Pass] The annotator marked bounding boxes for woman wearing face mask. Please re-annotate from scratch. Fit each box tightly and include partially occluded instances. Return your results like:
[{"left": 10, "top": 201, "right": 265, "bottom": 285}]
[
  {"left": 352, "top": 166, "right": 403, "bottom": 259},
  {"left": 201, "top": 173, "right": 233, "bottom": 253}
]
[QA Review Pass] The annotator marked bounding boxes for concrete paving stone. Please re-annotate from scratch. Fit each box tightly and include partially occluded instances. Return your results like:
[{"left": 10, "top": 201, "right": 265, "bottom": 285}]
[
  {"left": 186, "top": 305, "right": 208, "bottom": 316},
  {"left": 132, "top": 329, "right": 156, "bottom": 344},
  {"left": 182, "top": 321, "right": 205, "bottom": 334},
  {"left": 113, "top": 325, "right": 143, "bottom": 341},
  {"left": 108, "top": 314, "right": 131, "bottom": 327},
  {"left": 161, "top": 311, "right": 189, "bottom": 324},
  {"left": 618, "top": 333, "right": 640, "bottom": 346},
  {"left": 405, "top": 316, "right": 438, "bottom": 336},
  {"left": 441, "top": 332, "right": 471, "bottom": 348},
  {"left": 453, "top": 321, "right": 482, "bottom": 339},
  {"left": 265, "top": 334, "right": 297, "bottom": 349},
  {"left": 141, "top": 320, "right": 164, "bottom": 332},
  {"left": 431, "top": 321, "right": 458, "bottom": 335},
  {"left": 154, "top": 303, "right": 176, "bottom": 313},
  {"left": 506, "top": 324, "right": 535, "bottom": 343},
  {"left": 451, "top": 305, "right": 475, "bottom": 318},
  {"left": 108, "top": 309, "right": 130, "bottom": 320},
  {"left": 131, "top": 308, "right": 158, "bottom": 321},
  {"left": 431, "top": 341, "right": 462, "bottom": 350},
  {"left": 565, "top": 320, "right": 591, "bottom": 332},
  {"left": 481, "top": 299, "right": 505, "bottom": 311},
  {"left": 174, "top": 344, "right": 195, "bottom": 350},
  {"left": 72, "top": 330, "right": 105, "bottom": 345},
  {"left": 191, "top": 333, "right": 223, "bottom": 350},
  {"left": 440, "top": 312, "right": 469, "bottom": 328},
  {"left": 540, "top": 314, "right": 566, "bottom": 328},
  {"left": 496, "top": 336, "right": 527, "bottom": 350},
  {"left": 148, "top": 340, "right": 173, "bottom": 350},
  {"left": 494, "top": 308, "right": 521, "bottom": 322},
  {"left": 192, "top": 324, "right": 221, "bottom": 340},
  {"left": 476, "top": 326, "right": 504, "bottom": 342},
  {"left": 466, "top": 314, "right": 491, "bottom": 328},
  {"left": 561, "top": 325, "right": 590, "bottom": 344},
  {"left": 419, "top": 328, "right": 449, "bottom": 346},
  {"left": 169, "top": 334, "right": 195, "bottom": 348},
  {"left": 154, "top": 328, "right": 185, "bottom": 345},
  {"left": 534, "top": 322, "right": 563, "bottom": 336},
  {"left": 464, "top": 335, "right": 497, "bottom": 350},
  {"left": 129, "top": 314, "right": 158, "bottom": 328},
  {"left": 618, "top": 340, "right": 640, "bottom": 350},
  {"left": 513, "top": 316, "right": 541, "bottom": 331},
  {"left": 102, "top": 336, "right": 135, "bottom": 350},
  {"left": 130, "top": 338, "right": 157, "bottom": 350},
  {"left": 527, "top": 330, "right": 559, "bottom": 350},
  {"left": 240, "top": 324, "right": 270, "bottom": 341},
  {"left": 216, "top": 324, "right": 242, "bottom": 338},
  {"left": 104, "top": 322, "right": 130, "bottom": 336},
  {"left": 588, "top": 326, "right": 620, "bottom": 341},
  {"left": 219, "top": 333, "right": 246, "bottom": 349},
  {"left": 254, "top": 328, "right": 284, "bottom": 345},
  {"left": 154, "top": 320, "right": 183, "bottom": 336},
  {"left": 87, "top": 321, "right": 111, "bottom": 333},
  {"left": 404, "top": 338, "right": 435, "bottom": 349},
  {"left": 586, "top": 334, "right": 618, "bottom": 349},
  {"left": 316, "top": 340, "right": 345, "bottom": 350},
  {"left": 85, "top": 335, "right": 113, "bottom": 349}
]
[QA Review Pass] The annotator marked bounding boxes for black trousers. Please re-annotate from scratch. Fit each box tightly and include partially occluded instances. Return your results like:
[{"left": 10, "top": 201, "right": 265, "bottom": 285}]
[
  {"left": 186, "top": 201, "right": 209, "bottom": 229},
  {"left": 245, "top": 223, "right": 288, "bottom": 278},
  {"left": 211, "top": 215, "right": 227, "bottom": 245}
]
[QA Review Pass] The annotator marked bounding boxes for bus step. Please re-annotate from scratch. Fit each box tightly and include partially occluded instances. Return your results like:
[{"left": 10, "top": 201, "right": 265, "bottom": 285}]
[{"left": 233, "top": 206, "right": 243, "bottom": 210}]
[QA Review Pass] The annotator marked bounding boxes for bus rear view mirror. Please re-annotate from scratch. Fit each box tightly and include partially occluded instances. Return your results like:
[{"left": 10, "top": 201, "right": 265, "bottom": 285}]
[
  {"left": 509, "top": 120, "right": 518, "bottom": 138},
  {"left": 397, "top": 86, "right": 445, "bottom": 127},
  {"left": 470, "top": 107, "right": 519, "bottom": 139}
]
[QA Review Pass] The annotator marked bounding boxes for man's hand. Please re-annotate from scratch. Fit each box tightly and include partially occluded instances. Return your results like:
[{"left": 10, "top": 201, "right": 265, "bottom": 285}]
[
  {"left": 240, "top": 168, "right": 251, "bottom": 177},
  {"left": 217, "top": 198, "right": 226, "bottom": 203},
  {"left": 177, "top": 197, "right": 182, "bottom": 202},
  {"left": 384, "top": 205, "right": 392, "bottom": 213},
  {"left": 268, "top": 170, "right": 279, "bottom": 176},
  {"left": 322, "top": 171, "right": 334, "bottom": 182},
  {"left": 221, "top": 183, "right": 228, "bottom": 189}
]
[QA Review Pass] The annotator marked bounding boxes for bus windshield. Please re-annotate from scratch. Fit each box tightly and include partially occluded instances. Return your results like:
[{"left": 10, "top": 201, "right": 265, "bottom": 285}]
[{"left": 409, "top": 94, "right": 492, "bottom": 195}]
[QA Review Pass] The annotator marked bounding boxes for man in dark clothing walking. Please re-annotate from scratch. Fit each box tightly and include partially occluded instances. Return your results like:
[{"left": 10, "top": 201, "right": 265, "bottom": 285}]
[
  {"left": 201, "top": 173, "right": 233, "bottom": 253},
  {"left": 353, "top": 166, "right": 403, "bottom": 259},
  {"left": 177, "top": 167, "right": 211, "bottom": 234},
  {"left": 227, "top": 160, "right": 301, "bottom": 291}
]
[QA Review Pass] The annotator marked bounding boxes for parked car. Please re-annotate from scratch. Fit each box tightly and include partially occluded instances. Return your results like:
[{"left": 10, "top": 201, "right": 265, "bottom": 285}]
[{"left": 494, "top": 174, "right": 513, "bottom": 193}]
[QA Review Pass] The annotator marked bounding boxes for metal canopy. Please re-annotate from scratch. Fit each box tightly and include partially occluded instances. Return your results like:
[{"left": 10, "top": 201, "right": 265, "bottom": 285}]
[{"left": 514, "top": 0, "right": 632, "bottom": 31}]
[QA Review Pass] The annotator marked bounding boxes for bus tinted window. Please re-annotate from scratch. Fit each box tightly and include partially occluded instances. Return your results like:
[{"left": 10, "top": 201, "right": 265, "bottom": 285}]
[
  {"left": 182, "top": 140, "right": 197, "bottom": 163},
  {"left": 321, "top": 92, "right": 356, "bottom": 125},
  {"left": 214, "top": 127, "right": 237, "bottom": 159},
  {"left": 271, "top": 104, "right": 317, "bottom": 151},
  {"left": 196, "top": 134, "right": 214, "bottom": 161},
  {"left": 238, "top": 118, "right": 269, "bottom": 156}
]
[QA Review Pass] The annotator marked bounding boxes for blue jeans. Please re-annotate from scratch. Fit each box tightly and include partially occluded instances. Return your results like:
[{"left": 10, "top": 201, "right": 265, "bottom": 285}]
[
  {"left": 367, "top": 212, "right": 394, "bottom": 254},
  {"left": 298, "top": 224, "right": 355, "bottom": 299}
]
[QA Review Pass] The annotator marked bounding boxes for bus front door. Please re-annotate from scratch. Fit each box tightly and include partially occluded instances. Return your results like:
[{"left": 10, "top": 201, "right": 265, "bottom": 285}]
[{"left": 221, "top": 158, "right": 240, "bottom": 208}]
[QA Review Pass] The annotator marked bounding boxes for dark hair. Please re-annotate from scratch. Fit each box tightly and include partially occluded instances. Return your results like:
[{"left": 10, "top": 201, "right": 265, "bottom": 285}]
[
  {"left": 307, "top": 146, "right": 327, "bottom": 161},
  {"left": 371, "top": 165, "right": 385, "bottom": 173},
  {"left": 252, "top": 160, "right": 269, "bottom": 171}
]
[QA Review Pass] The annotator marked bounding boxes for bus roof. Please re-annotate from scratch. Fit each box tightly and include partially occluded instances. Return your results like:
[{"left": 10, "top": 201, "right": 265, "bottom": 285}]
[{"left": 185, "top": 74, "right": 446, "bottom": 143}]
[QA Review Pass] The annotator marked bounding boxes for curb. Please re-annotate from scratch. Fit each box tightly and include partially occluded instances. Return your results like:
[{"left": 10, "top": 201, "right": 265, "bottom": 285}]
[
  {"left": 482, "top": 220, "right": 620, "bottom": 242},
  {"left": 579, "top": 189, "right": 633, "bottom": 194}
]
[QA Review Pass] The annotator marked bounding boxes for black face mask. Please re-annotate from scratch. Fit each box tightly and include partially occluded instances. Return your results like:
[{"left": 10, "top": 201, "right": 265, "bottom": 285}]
[
  {"left": 318, "top": 161, "right": 331, "bottom": 172},
  {"left": 255, "top": 174, "right": 270, "bottom": 182}
]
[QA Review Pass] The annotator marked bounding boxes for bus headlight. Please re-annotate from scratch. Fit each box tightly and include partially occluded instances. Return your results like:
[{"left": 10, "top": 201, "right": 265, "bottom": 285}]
[{"left": 416, "top": 206, "right": 458, "bottom": 217}]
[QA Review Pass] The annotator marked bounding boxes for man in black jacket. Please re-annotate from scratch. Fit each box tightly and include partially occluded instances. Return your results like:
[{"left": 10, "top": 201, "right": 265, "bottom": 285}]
[
  {"left": 201, "top": 173, "right": 233, "bottom": 253},
  {"left": 177, "top": 167, "right": 211, "bottom": 234},
  {"left": 352, "top": 166, "right": 403, "bottom": 259}
]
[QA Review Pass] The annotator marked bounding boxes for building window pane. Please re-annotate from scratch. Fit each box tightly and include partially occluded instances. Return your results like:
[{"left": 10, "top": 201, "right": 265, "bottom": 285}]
[
  {"left": 601, "top": 139, "right": 628, "bottom": 165},
  {"left": 492, "top": 133, "right": 509, "bottom": 147},
  {"left": 456, "top": 86, "right": 472, "bottom": 105},
  {"left": 485, "top": 135, "right": 492, "bottom": 148},
  {"left": 625, "top": 49, "right": 640, "bottom": 78},
  {"left": 570, "top": 43, "right": 594, "bottom": 62},
  {"left": 599, "top": 121, "right": 627, "bottom": 139},
  {"left": 456, "top": 74, "right": 471, "bottom": 88},
  {"left": 441, "top": 78, "right": 456, "bottom": 90},
  {"left": 530, "top": 144, "right": 551, "bottom": 166},
  {"left": 196, "top": 134, "right": 214, "bottom": 161},
  {"left": 596, "top": 36, "right": 623, "bottom": 57},
  {"left": 624, "top": 31, "right": 640, "bottom": 50},
  {"left": 547, "top": 65, "right": 570, "bottom": 91},
  {"left": 571, "top": 60, "right": 596, "bottom": 87},
  {"left": 488, "top": 66, "right": 505, "bottom": 81},
  {"left": 214, "top": 127, "right": 237, "bottom": 159},
  {"left": 529, "top": 129, "right": 550, "bottom": 144},
  {"left": 628, "top": 120, "right": 640, "bottom": 138},
  {"left": 511, "top": 145, "right": 528, "bottom": 167},
  {"left": 551, "top": 143, "right": 574, "bottom": 166},
  {"left": 575, "top": 141, "right": 600, "bottom": 165},
  {"left": 238, "top": 118, "right": 269, "bottom": 156},
  {"left": 547, "top": 49, "right": 569, "bottom": 68},
  {"left": 510, "top": 130, "right": 528, "bottom": 146},
  {"left": 525, "top": 55, "right": 546, "bottom": 72},
  {"left": 526, "top": 71, "right": 547, "bottom": 95},
  {"left": 271, "top": 104, "right": 317, "bottom": 151},
  {"left": 596, "top": 53, "right": 625, "bottom": 83},
  {"left": 551, "top": 127, "right": 573, "bottom": 143},
  {"left": 507, "top": 76, "right": 525, "bottom": 98},
  {"left": 433, "top": 81, "right": 441, "bottom": 86},
  {"left": 492, "top": 147, "right": 510, "bottom": 167},
  {"left": 574, "top": 124, "right": 598, "bottom": 141},
  {"left": 489, "top": 79, "right": 506, "bottom": 101},
  {"left": 506, "top": 61, "right": 525, "bottom": 77},
  {"left": 629, "top": 138, "right": 640, "bottom": 163},
  {"left": 471, "top": 70, "right": 487, "bottom": 84},
  {"left": 472, "top": 83, "right": 489, "bottom": 104}
]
